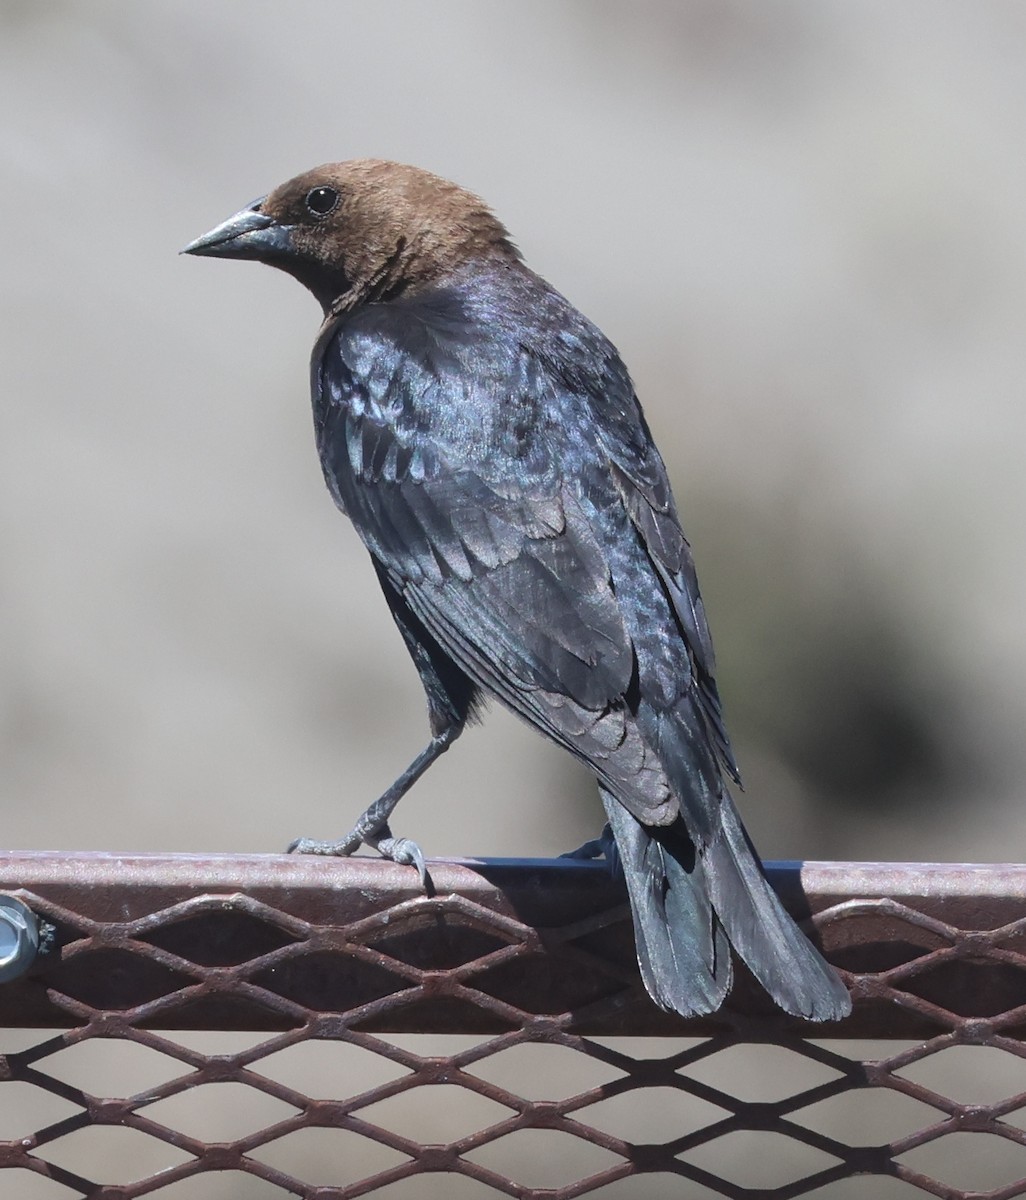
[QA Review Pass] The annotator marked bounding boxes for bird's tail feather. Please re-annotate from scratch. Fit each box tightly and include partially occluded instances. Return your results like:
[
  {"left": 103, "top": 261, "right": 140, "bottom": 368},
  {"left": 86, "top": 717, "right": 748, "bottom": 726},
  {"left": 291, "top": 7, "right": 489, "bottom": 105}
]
[
  {"left": 705, "top": 793, "right": 851, "bottom": 1020},
  {"left": 603, "top": 788, "right": 851, "bottom": 1021},
  {"left": 602, "top": 788, "right": 732, "bottom": 1016}
]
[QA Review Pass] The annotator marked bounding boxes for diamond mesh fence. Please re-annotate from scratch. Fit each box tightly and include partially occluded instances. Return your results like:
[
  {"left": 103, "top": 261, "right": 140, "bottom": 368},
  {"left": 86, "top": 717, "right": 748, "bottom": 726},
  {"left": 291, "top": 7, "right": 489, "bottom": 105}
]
[{"left": 0, "top": 852, "right": 1024, "bottom": 1199}]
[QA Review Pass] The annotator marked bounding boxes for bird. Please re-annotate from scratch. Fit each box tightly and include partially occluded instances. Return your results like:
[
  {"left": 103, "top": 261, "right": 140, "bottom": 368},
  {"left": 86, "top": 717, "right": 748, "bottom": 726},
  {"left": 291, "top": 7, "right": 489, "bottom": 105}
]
[{"left": 183, "top": 160, "right": 851, "bottom": 1021}]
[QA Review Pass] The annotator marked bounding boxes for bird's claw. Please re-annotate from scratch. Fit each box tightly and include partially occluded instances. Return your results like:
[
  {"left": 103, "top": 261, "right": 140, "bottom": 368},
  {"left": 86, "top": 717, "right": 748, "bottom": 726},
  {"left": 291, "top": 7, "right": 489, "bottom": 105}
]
[
  {"left": 560, "top": 824, "right": 621, "bottom": 879},
  {"left": 375, "top": 836, "right": 429, "bottom": 888},
  {"left": 560, "top": 837, "right": 608, "bottom": 860},
  {"left": 286, "top": 834, "right": 360, "bottom": 856},
  {"left": 561, "top": 821, "right": 615, "bottom": 860},
  {"left": 288, "top": 825, "right": 431, "bottom": 890}
]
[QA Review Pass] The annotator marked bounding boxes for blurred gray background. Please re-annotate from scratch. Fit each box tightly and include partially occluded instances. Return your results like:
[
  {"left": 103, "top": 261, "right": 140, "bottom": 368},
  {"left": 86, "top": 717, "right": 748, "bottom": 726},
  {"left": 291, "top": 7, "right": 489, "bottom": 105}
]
[
  {"left": 4, "top": 5, "right": 1026, "bottom": 1199},
  {"left": 2, "top": 0, "right": 1025, "bottom": 868}
]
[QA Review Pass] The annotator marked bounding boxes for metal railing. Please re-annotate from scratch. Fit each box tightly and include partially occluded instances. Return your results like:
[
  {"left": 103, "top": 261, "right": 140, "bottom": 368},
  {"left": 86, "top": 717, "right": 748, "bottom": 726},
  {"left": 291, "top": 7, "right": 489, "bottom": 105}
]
[{"left": 0, "top": 851, "right": 1024, "bottom": 1198}]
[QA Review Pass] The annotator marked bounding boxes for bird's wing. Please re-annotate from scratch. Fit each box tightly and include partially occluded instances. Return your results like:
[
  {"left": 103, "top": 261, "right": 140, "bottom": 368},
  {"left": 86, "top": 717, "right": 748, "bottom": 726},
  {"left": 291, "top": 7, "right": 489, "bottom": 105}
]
[
  {"left": 603, "top": 423, "right": 740, "bottom": 785},
  {"left": 532, "top": 332, "right": 740, "bottom": 785},
  {"left": 315, "top": 310, "right": 678, "bottom": 823}
]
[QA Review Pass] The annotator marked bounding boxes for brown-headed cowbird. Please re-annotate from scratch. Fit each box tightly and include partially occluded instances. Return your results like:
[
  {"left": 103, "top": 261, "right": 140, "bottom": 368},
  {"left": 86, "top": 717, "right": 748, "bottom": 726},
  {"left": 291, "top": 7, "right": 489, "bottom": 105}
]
[{"left": 184, "top": 161, "right": 850, "bottom": 1020}]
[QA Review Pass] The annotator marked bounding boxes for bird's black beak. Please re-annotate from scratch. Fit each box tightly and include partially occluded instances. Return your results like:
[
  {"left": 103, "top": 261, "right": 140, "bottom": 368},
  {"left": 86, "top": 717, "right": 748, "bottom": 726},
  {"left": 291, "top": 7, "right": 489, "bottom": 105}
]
[{"left": 181, "top": 198, "right": 293, "bottom": 261}]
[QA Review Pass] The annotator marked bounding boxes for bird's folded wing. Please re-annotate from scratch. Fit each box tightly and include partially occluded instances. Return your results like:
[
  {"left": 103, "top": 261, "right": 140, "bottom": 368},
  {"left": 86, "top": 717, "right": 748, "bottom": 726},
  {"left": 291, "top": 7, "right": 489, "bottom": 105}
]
[{"left": 315, "top": 312, "right": 724, "bottom": 821}]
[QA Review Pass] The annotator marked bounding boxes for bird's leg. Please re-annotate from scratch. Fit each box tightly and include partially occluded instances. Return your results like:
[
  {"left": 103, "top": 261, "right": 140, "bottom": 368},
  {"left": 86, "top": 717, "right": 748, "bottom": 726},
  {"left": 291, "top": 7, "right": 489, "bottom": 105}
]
[
  {"left": 561, "top": 822, "right": 622, "bottom": 878},
  {"left": 288, "top": 724, "right": 460, "bottom": 886}
]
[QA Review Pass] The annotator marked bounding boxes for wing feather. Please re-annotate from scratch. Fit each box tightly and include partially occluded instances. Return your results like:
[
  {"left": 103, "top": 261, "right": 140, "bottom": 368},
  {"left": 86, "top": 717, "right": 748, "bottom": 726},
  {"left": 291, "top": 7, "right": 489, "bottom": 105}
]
[{"left": 313, "top": 302, "right": 724, "bottom": 827}]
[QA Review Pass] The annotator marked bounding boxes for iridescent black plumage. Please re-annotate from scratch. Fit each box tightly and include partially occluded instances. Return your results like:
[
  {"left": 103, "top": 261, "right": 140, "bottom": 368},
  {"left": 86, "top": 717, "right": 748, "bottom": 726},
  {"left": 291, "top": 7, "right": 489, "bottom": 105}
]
[{"left": 185, "top": 160, "right": 850, "bottom": 1020}]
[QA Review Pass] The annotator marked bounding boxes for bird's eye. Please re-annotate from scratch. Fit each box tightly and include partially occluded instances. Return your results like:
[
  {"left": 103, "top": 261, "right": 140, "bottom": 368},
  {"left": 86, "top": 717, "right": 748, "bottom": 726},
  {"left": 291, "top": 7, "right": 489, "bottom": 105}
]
[{"left": 305, "top": 186, "right": 339, "bottom": 216}]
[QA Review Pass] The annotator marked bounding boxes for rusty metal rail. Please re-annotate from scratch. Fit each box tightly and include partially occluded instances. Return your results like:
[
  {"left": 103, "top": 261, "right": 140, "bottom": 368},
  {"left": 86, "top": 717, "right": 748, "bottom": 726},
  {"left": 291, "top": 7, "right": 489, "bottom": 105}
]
[{"left": 0, "top": 852, "right": 1024, "bottom": 1197}]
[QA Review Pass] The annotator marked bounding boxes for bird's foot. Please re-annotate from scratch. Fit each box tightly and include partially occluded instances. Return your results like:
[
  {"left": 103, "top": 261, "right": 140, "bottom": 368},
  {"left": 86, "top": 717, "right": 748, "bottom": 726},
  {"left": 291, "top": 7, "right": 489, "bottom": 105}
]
[
  {"left": 288, "top": 821, "right": 431, "bottom": 889},
  {"left": 560, "top": 822, "right": 615, "bottom": 860},
  {"left": 560, "top": 823, "right": 621, "bottom": 878}
]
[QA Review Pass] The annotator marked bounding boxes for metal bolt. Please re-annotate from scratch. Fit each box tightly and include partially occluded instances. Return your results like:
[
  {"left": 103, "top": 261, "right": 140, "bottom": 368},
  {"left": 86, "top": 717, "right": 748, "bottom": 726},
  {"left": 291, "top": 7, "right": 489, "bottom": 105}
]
[{"left": 0, "top": 895, "right": 40, "bottom": 983}]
